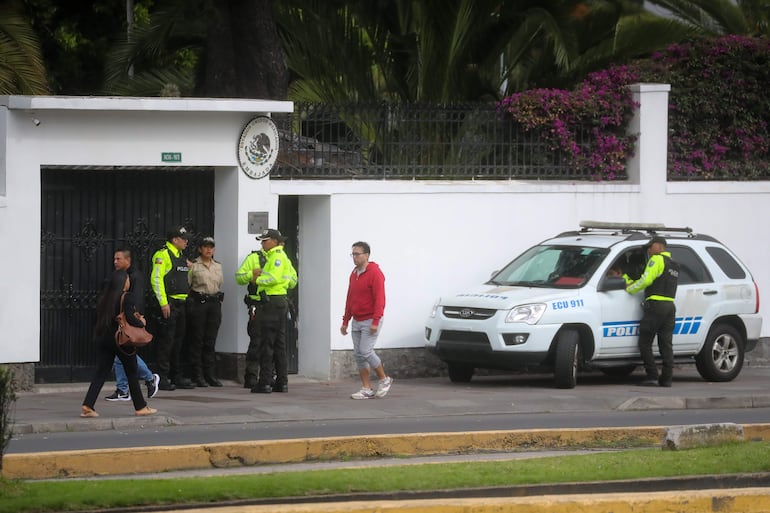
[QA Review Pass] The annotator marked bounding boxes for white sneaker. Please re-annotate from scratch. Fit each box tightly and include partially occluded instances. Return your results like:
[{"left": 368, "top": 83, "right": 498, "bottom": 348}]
[
  {"left": 350, "top": 387, "right": 375, "bottom": 400},
  {"left": 376, "top": 376, "right": 393, "bottom": 398}
]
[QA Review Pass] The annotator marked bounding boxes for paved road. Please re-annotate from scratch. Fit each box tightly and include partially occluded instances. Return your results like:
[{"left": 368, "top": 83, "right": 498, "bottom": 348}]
[{"left": 9, "top": 366, "right": 770, "bottom": 453}]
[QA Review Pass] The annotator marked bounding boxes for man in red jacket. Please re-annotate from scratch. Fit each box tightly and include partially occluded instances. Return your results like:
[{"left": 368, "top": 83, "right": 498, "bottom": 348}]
[{"left": 340, "top": 241, "right": 393, "bottom": 399}]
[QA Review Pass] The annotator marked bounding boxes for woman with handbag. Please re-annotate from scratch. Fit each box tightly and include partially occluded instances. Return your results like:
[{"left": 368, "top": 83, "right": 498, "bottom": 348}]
[{"left": 81, "top": 269, "right": 157, "bottom": 417}]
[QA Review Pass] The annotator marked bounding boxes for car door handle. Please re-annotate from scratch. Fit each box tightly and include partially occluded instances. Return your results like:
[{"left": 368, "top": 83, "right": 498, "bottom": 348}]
[{"left": 703, "top": 290, "right": 718, "bottom": 295}]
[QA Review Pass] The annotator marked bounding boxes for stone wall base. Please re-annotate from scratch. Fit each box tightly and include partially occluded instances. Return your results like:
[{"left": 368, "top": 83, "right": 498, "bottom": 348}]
[
  {"left": 216, "top": 352, "right": 247, "bottom": 384},
  {"left": 214, "top": 348, "right": 449, "bottom": 382},
  {"left": 2, "top": 363, "right": 35, "bottom": 392},
  {"left": 327, "top": 337, "right": 770, "bottom": 380},
  {"left": 329, "top": 348, "right": 448, "bottom": 380},
  {"left": 747, "top": 337, "right": 770, "bottom": 367}
]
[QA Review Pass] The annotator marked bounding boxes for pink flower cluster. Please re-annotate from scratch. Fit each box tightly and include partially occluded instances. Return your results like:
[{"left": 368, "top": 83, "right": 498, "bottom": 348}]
[{"left": 498, "top": 66, "right": 640, "bottom": 181}]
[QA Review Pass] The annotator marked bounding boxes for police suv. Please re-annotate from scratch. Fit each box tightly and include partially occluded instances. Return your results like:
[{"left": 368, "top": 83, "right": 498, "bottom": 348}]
[{"left": 424, "top": 222, "right": 762, "bottom": 388}]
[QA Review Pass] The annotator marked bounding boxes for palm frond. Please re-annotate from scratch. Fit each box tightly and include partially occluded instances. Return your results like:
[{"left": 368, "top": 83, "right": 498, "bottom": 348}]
[
  {"left": 0, "top": 1, "right": 48, "bottom": 94},
  {"left": 646, "top": 0, "right": 749, "bottom": 35},
  {"left": 103, "top": 0, "right": 209, "bottom": 94},
  {"left": 570, "top": 13, "right": 699, "bottom": 74}
]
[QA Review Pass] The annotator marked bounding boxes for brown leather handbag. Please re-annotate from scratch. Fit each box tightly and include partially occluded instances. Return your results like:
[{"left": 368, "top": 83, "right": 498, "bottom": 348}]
[{"left": 115, "top": 293, "right": 153, "bottom": 351}]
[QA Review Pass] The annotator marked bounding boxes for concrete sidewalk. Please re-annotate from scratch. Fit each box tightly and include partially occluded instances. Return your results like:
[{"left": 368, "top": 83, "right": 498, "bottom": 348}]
[{"left": 11, "top": 366, "right": 770, "bottom": 436}]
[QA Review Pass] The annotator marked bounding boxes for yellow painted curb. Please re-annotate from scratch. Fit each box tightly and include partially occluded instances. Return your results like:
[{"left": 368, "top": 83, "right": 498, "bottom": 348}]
[
  {"left": 3, "top": 424, "right": 769, "bottom": 480},
  {"left": 145, "top": 488, "right": 770, "bottom": 513}
]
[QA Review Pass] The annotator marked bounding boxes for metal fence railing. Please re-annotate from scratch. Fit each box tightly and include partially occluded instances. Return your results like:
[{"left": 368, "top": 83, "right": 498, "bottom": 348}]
[{"left": 272, "top": 103, "right": 620, "bottom": 181}]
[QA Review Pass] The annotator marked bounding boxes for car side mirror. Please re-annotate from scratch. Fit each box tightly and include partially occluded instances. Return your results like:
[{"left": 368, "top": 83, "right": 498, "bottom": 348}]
[{"left": 598, "top": 276, "right": 627, "bottom": 292}]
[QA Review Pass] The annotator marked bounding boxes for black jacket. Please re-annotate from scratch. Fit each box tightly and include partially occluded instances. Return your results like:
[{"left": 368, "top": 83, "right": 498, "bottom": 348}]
[{"left": 119, "top": 291, "right": 146, "bottom": 328}]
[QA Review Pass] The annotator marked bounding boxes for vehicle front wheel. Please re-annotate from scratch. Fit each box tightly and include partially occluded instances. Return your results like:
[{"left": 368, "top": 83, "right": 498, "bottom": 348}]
[
  {"left": 447, "top": 363, "right": 474, "bottom": 383},
  {"left": 695, "top": 324, "right": 745, "bottom": 382},
  {"left": 554, "top": 329, "right": 579, "bottom": 389}
]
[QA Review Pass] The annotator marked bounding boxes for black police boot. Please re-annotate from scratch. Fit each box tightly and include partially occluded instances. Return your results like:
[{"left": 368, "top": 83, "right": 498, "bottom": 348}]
[
  {"left": 251, "top": 383, "right": 272, "bottom": 394},
  {"left": 243, "top": 376, "right": 257, "bottom": 389},
  {"left": 175, "top": 377, "right": 195, "bottom": 389},
  {"left": 158, "top": 377, "right": 176, "bottom": 391},
  {"left": 273, "top": 377, "right": 288, "bottom": 393},
  {"left": 204, "top": 374, "right": 223, "bottom": 387},
  {"left": 193, "top": 376, "right": 209, "bottom": 388}
]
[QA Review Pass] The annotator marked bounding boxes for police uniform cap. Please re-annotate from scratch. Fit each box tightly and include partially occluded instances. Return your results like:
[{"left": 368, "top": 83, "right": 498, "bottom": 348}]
[
  {"left": 649, "top": 235, "right": 667, "bottom": 247},
  {"left": 256, "top": 228, "right": 283, "bottom": 241},
  {"left": 167, "top": 225, "right": 190, "bottom": 240},
  {"left": 200, "top": 236, "right": 215, "bottom": 247}
]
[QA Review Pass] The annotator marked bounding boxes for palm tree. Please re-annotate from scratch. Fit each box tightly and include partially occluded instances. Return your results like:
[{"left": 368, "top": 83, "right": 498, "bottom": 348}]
[
  {"left": 0, "top": 0, "right": 49, "bottom": 94},
  {"left": 276, "top": 0, "right": 713, "bottom": 103},
  {"left": 277, "top": 0, "right": 581, "bottom": 103},
  {"left": 103, "top": 0, "right": 288, "bottom": 99}
]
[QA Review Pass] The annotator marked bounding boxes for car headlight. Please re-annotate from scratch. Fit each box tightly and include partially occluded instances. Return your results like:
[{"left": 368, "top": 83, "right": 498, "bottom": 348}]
[
  {"left": 505, "top": 303, "right": 546, "bottom": 324},
  {"left": 429, "top": 298, "right": 441, "bottom": 318}
]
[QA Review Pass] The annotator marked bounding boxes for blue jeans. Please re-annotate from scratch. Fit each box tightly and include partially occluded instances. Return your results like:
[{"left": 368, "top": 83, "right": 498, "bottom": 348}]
[{"left": 114, "top": 355, "right": 154, "bottom": 393}]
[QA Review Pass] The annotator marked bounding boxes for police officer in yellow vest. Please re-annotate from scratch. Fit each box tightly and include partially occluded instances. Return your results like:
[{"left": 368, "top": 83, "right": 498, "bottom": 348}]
[
  {"left": 236, "top": 246, "right": 267, "bottom": 390},
  {"left": 625, "top": 236, "right": 679, "bottom": 387},
  {"left": 151, "top": 226, "right": 195, "bottom": 391},
  {"left": 236, "top": 228, "right": 296, "bottom": 393}
]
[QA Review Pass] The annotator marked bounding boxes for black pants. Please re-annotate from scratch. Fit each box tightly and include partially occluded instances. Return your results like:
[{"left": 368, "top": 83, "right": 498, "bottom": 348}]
[
  {"left": 186, "top": 297, "right": 222, "bottom": 379},
  {"left": 245, "top": 312, "right": 261, "bottom": 384},
  {"left": 83, "top": 333, "right": 147, "bottom": 412},
  {"left": 154, "top": 298, "right": 187, "bottom": 384},
  {"left": 638, "top": 300, "right": 676, "bottom": 379},
  {"left": 256, "top": 296, "right": 289, "bottom": 387}
]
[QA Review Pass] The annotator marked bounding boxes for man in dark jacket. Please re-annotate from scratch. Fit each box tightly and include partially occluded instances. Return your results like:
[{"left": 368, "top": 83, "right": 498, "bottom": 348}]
[{"left": 106, "top": 249, "right": 160, "bottom": 401}]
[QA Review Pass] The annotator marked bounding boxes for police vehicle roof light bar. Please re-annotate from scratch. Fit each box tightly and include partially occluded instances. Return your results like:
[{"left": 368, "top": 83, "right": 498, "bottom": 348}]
[{"left": 579, "top": 220, "right": 693, "bottom": 235}]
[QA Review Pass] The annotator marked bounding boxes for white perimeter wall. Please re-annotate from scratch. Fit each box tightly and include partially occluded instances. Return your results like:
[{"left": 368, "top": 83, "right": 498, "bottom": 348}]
[{"left": 287, "top": 182, "right": 770, "bottom": 366}]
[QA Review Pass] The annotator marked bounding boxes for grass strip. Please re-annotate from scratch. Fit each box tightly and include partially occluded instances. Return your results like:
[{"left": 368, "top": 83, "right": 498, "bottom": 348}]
[{"left": 1, "top": 441, "right": 769, "bottom": 513}]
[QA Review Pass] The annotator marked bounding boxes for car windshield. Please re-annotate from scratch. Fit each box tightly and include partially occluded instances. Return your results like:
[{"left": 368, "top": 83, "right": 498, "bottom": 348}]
[{"left": 490, "top": 245, "right": 609, "bottom": 288}]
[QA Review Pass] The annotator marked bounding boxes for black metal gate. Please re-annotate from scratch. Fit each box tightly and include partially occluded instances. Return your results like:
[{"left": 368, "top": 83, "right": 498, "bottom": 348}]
[
  {"left": 278, "top": 196, "right": 299, "bottom": 374},
  {"left": 39, "top": 167, "right": 215, "bottom": 383}
]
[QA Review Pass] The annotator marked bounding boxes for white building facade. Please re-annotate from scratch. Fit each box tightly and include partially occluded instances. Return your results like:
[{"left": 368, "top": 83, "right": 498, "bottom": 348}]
[{"left": 2, "top": 85, "right": 768, "bottom": 387}]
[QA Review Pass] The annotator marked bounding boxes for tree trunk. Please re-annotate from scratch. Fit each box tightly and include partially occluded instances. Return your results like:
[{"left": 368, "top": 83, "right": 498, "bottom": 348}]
[{"left": 201, "top": 0, "right": 288, "bottom": 99}]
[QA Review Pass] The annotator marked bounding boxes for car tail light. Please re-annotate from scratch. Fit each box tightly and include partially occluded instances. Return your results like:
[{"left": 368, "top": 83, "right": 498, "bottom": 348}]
[{"left": 755, "top": 281, "right": 760, "bottom": 314}]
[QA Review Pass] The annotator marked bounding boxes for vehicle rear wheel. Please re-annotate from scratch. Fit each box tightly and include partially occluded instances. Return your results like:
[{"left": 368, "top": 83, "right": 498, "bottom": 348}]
[
  {"left": 447, "top": 363, "right": 474, "bottom": 383},
  {"left": 554, "top": 329, "right": 579, "bottom": 389},
  {"left": 695, "top": 324, "right": 745, "bottom": 382},
  {"left": 600, "top": 365, "right": 637, "bottom": 377}
]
